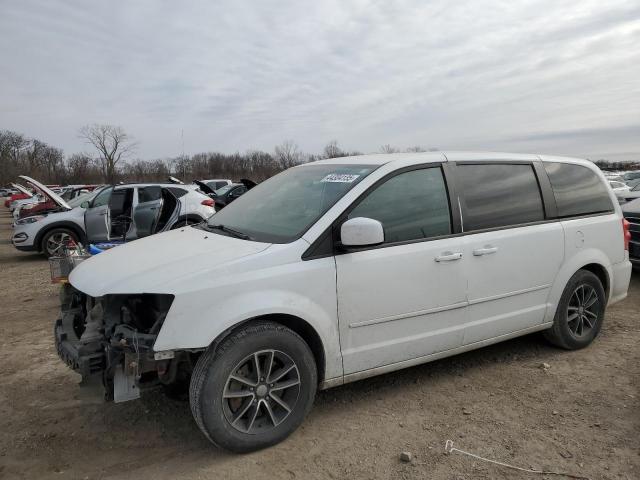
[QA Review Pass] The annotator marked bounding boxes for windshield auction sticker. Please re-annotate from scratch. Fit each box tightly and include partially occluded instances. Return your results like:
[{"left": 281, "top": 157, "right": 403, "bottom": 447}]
[{"left": 321, "top": 174, "right": 360, "bottom": 183}]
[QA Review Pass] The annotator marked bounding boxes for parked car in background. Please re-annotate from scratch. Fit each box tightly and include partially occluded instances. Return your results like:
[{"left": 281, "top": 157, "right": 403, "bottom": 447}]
[
  {"left": 617, "top": 182, "right": 640, "bottom": 204},
  {"left": 5, "top": 183, "right": 33, "bottom": 208},
  {"left": 60, "top": 185, "right": 99, "bottom": 201},
  {"left": 13, "top": 177, "right": 95, "bottom": 220},
  {"left": 211, "top": 179, "right": 256, "bottom": 210},
  {"left": 59, "top": 151, "right": 630, "bottom": 452},
  {"left": 12, "top": 181, "right": 215, "bottom": 257},
  {"left": 610, "top": 180, "right": 631, "bottom": 202},
  {"left": 622, "top": 198, "right": 640, "bottom": 268},
  {"left": 622, "top": 171, "right": 640, "bottom": 185},
  {"left": 197, "top": 178, "right": 233, "bottom": 191}
]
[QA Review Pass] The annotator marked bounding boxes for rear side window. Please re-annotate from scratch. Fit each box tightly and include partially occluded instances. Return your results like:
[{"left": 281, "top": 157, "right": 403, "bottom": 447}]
[
  {"left": 457, "top": 164, "right": 544, "bottom": 231},
  {"left": 138, "top": 186, "right": 162, "bottom": 203},
  {"left": 544, "top": 162, "right": 613, "bottom": 217},
  {"left": 348, "top": 167, "right": 451, "bottom": 243}
]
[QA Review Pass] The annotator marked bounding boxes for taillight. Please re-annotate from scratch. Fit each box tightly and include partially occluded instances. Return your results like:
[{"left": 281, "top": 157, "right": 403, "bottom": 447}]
[
  {"left": 622, "top": 218, "right": 631, "bottom": 251},
  {"left": 201, "top": 199, "right": 215, "bottom": 207}
]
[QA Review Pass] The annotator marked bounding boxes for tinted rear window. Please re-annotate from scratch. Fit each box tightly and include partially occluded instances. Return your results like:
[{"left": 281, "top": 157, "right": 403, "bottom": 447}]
[
  {"left": 544, "top": 162, "right": 613, "bottom": 217},
  {"left": 457, "top": 163, "right": 545, "bottom": 231},
  {"left": 167, "top": 187, "right": 188, "bottom": 198}
]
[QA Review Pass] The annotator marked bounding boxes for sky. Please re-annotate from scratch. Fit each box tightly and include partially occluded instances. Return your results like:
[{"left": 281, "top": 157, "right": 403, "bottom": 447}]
[{"left": 1, "top": 0, "right": 639, "bottom": 161}]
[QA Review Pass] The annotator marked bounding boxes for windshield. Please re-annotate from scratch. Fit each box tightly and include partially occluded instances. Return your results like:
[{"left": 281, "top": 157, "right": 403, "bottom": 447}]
[
  {"left": 633, "top": 183, "right": 640, "bottom": 192},
  {"left": 206, "top": 164, "right": 376, "bottom": 243}
]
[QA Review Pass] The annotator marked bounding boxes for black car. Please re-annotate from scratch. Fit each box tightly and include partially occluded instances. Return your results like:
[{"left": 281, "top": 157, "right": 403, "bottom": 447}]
[
  {"left": 622, "top": 198, "right": 640, "bottom": 267},
  {"left": 195, "top": 179, "right": 256, "bottom": 211}
]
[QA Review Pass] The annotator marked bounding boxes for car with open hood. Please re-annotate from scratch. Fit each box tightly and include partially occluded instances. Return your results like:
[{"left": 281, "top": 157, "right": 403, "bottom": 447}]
[
  {"left": 5, "top": 183, "right": 34, "bottom": 209},
  {"left": 12, "top": 180, "right": 214, "bottom": 257}
]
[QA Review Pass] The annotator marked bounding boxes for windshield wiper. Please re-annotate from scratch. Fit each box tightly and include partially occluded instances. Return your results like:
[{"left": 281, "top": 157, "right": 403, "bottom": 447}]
[{"left": 206, "top": 224, "right": 252, "bottom": 240}]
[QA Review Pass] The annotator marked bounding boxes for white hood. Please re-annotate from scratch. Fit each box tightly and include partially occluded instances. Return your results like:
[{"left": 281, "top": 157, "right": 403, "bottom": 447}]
[
  {"left": 69, "top": 227, "right": 271, "bottom": 296},
  {"left": 11, "top": 183, "right": 33, "bottom": 197},
  {"left": 19, "top": 175, "right": 71, "bottom": 210}
]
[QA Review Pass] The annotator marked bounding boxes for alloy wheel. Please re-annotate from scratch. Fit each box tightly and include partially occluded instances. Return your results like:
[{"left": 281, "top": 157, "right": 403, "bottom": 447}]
[
  {"left": 566, "top": 284, "right": 600, "bottom": 338},
  {"left": 46, "top": 232, "right": 72, "bottom": 256},
  {"left": 222, "top": 349, "right": 301, "bottom": 434}
]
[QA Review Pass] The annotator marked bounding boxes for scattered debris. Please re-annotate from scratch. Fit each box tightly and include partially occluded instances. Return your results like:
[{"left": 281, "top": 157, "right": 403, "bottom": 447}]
[
  {"left": 462, "top": 408, "right": 472, "bottom": 415},
  {"left": 400, "top": 451, "right": 413, "bottom": 463},
  {"left": 552, "top": 410, "right": 559, "bottom": 415},
  {"left": 540, "top": 362, "right": 551, "bottom": 370},
  {"left": 444, "top": 440, "right": 590, "bottom": 479}
]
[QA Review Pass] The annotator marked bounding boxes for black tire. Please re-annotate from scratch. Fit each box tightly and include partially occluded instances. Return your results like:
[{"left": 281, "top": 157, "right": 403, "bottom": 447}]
[
  {"left": 40, "top": 228, "right": 79, "bottom": 258},
  {"left": 189, "top": 322, "right": 317, "bottom": 452},
  {"left": 544, "top": 270, "right": 606, "bottom": 350}
]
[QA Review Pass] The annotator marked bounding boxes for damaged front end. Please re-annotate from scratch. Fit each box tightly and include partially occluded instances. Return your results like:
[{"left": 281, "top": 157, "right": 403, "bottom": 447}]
[{"left": 55, "top": 286, "right": 192, "bottom": 402}]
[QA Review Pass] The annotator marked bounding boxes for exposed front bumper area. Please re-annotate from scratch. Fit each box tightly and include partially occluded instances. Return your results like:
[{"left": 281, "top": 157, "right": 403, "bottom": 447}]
[{"left": 54, "top": 286, "right": 181, "bottom": 402}]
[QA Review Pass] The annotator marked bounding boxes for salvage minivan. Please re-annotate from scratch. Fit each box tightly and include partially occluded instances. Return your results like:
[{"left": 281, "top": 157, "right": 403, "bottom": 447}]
[{"left": 58, "top": 152, "right": 632, "bottom": 452}]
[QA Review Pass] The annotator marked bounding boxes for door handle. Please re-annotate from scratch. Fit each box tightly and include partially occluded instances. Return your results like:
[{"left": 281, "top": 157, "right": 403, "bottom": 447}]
[
  {"left": 435, "top": 252, "right": 463, "bottom": 262},
  {"left": 98, "top": 212, "right": 107, "bottom": 216},
  {"left": 473, "top": 246, "right": 498, "bottom": 256}
]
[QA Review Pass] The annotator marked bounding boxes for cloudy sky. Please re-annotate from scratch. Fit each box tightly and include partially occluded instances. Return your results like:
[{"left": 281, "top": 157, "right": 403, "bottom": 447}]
[{"left": 1, "top": 0, "right": 639, "bottom": 160}]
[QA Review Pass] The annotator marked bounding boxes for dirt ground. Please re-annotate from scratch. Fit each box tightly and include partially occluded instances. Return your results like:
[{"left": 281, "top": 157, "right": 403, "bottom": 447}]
[{"left": 0, "top": 208, "right": 638, "bottom": 480}]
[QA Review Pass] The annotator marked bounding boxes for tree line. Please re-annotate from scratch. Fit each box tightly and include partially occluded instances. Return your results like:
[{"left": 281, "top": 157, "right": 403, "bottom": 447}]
[{"left": 2, "top": 125, "right": 636, "bottom": 188}]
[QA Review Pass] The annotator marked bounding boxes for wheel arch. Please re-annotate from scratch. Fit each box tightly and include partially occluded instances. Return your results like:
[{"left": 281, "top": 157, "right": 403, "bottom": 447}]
[
  {"left": 580, "top": 263, "right": 610, "bottom": 301},
  {"left": 208, "top": 314, "right": 327, "bottom": 384},
  {"left": 34, "top": 221, "right": 86, "bottom": 252},
  {"left": 545, "top": 249, "right": 613, "bottom": 323}
]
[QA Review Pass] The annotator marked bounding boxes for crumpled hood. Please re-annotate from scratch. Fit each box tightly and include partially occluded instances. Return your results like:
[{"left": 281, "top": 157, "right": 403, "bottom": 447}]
[{"left": 69, "top": 227, "right": 271, "bottom": 296}]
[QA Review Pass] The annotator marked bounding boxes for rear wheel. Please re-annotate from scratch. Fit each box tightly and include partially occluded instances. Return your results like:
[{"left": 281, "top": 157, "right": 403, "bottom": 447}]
[
  {"left": 189, "top": 322, "right": 317, "bottom": 452},
  {"left": 544, "top": 270, "right": 606, "bottom": 349},
  {"left": 41, "top": 228, "right": 79, "bottom": 258}
]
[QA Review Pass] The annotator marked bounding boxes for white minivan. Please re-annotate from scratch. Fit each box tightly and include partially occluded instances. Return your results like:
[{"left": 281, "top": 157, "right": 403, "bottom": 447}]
[{"left": 59, "top": 152, "right": 632, "bottom": 452}]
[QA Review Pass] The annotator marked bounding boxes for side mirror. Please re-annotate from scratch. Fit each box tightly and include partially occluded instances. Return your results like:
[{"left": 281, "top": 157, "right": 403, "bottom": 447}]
[
  {"left": 80, "top": 201, "right": 89, "bottom": 209},
  {"left": 340, "top": 217, "right": 384, "bottom": 247}
]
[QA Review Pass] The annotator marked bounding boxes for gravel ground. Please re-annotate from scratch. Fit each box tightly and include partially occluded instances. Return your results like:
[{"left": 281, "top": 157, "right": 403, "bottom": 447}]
[{"left": 0, "top": 208, "right": 638, "bottom": 480}]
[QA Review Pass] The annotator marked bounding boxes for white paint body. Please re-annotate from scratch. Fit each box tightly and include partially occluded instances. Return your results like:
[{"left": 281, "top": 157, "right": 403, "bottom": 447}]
[{"left": 69, "top": 152, "right": 632, "bottom": 388}]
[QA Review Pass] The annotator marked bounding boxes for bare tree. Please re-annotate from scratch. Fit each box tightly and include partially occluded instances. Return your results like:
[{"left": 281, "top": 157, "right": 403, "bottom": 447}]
[
  {"left": 380, "top": 144, "right": 399, "bottom": 154},
  {"left": 79, "top": 124, "right": 137, "bottom": 183},
  {"left": 405, "top": 146, "right": 426, "bottom": 153},
  {"left": 274, "top": 140, "right": 303, "bottom": 169},
  {"left": 323, "top": 140, "right": 344, "bottom": 159}
]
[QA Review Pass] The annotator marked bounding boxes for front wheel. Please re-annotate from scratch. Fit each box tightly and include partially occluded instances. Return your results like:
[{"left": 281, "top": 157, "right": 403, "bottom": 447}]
[
  {"left": 189, "top": 322, "right": 317, "bottom": 452},
  {"left": 544, "top": 270, "right": 606, "bottom": 350},
  {"left": 41, "top": 228, "right": 79, "bottom": 258}
]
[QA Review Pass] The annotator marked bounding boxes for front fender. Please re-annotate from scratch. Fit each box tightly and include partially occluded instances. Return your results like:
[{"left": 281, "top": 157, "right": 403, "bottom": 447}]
[{"left": 154, "top": 284, "right": 342, "bottom": 380}]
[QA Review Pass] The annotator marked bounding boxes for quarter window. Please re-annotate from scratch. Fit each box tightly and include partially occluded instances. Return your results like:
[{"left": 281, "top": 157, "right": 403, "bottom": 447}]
[
  {"left": 544, "top": 162, "right": 613, "bottom": 217},
  {"left": 457, "top": 164, "right": 545, "bottom": 231},
  {"left": 348, "top": 167, "right": 451, "bottom": 243}
]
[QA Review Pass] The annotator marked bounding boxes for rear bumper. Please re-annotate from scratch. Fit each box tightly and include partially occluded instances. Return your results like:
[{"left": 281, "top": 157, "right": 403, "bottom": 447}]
[{"left": 609, "top": 259, "right": 633, "bottom": 306}]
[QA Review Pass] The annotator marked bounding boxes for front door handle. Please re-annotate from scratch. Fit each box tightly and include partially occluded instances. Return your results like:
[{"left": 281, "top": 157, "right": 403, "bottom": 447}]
[
  {"left": 473, "top": 246, "right": 498, "bottom": 256},
  {"left": 435, "top": 252, "right": 463, "bottom": 262},
  {"left": 98, "top": 211, "right": 107, "bottom": 216}
]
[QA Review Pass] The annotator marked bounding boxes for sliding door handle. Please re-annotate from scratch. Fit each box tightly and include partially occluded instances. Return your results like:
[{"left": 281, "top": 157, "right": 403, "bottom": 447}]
[
  {"left": 473, "top": 246, "right": 498, "bottom": 256},
  {"left": 435, "top": 252, "right": 463, "bottom": 262}
]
